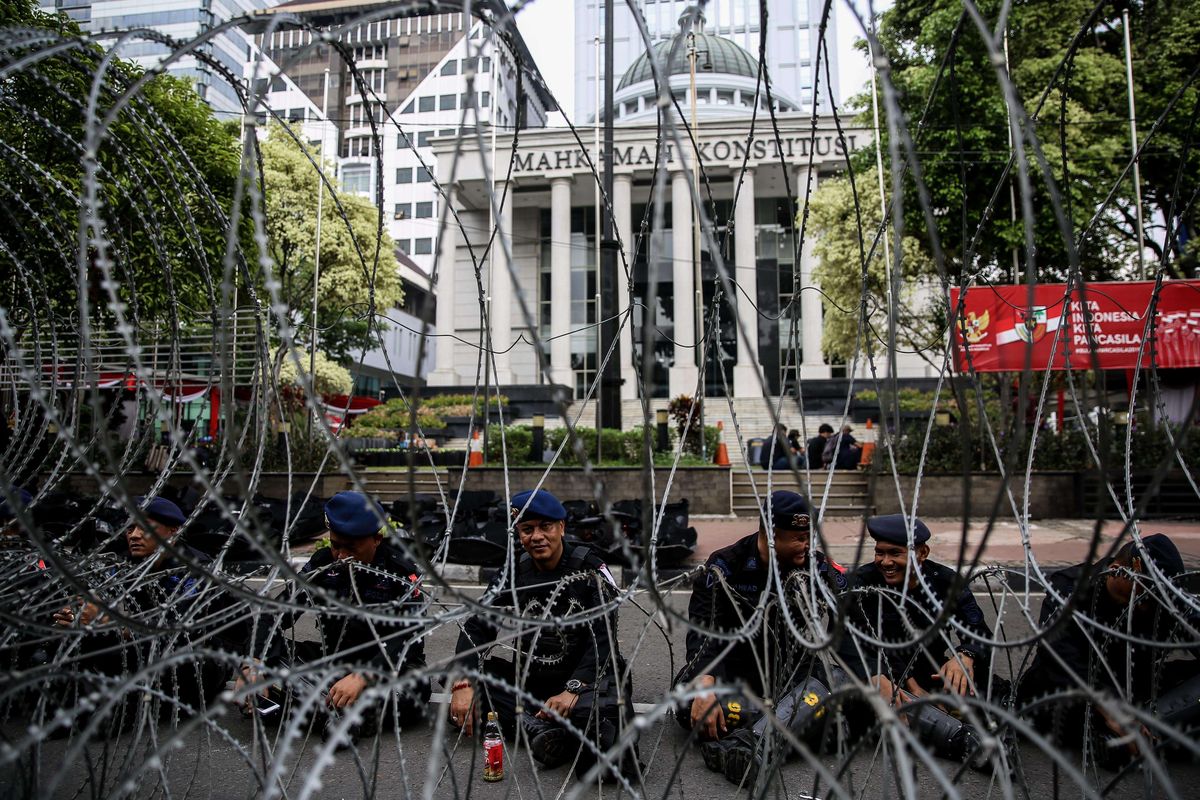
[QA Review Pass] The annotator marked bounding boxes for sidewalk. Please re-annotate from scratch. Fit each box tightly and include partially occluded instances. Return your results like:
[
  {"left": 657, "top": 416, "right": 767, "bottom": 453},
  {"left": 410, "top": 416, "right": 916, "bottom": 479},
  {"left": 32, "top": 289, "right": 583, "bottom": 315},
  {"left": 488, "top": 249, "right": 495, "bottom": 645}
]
[{"left": 691, "top": 516, "right": 1200, "bottom": 568}]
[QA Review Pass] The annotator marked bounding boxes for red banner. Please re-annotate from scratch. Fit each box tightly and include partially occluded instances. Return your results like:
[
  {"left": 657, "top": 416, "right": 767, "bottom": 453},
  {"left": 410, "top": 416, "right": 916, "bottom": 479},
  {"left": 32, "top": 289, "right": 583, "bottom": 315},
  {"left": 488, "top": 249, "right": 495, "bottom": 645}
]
[{"left": 950, "top": 280, "right": 1200, "bottom": 372}]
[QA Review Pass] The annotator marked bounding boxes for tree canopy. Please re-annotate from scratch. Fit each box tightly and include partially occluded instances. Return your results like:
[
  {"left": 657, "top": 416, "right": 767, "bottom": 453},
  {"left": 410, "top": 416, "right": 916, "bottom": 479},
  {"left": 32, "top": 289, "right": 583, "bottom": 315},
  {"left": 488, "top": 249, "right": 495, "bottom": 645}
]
[
  {"left": 816, "top": 0, "right": 1198, "bottom": 291},
  {"left": 807, "top": 175, "right": 936, "bottom": 364},
  {"left": 259, "top": 124, "right": 402, "bottom": 364},
  {"left": 0, "top": 0, "right": 243, "bottom": 331}
]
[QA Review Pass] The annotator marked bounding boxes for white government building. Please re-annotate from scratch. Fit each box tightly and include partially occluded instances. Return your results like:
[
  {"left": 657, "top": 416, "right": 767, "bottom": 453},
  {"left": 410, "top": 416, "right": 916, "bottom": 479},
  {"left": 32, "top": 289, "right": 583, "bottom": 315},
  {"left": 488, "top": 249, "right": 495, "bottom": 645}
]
[{"left": 427, "top": 18, "right": 932, "bottom": 424}]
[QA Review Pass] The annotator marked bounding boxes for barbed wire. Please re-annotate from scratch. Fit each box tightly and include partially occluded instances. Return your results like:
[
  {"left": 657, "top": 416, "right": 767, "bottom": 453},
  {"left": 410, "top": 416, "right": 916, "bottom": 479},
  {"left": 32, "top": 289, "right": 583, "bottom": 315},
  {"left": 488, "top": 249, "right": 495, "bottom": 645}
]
[{"left": 1, "top": 0, "right": 1198, "bottom": 798}]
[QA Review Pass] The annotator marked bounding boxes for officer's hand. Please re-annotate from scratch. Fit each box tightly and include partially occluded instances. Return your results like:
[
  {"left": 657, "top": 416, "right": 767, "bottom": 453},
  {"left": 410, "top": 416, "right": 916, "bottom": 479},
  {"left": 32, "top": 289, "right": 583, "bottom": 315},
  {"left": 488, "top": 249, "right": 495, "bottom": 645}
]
[
  {"left": 235, "top": 664, "right": 270, "bottom": 716},
  {"left": 327, "top": 672, "right": 368, "bottom": 709},
  {"left": 1098, "top": 706, "right": 1149, "bottom": 757},
  {"left": 53, "top": 600, "right": 101, "bottom": 627},
  {"left": 934, "top": 655, "right": 974, "bottom": 696},
  {"left": 536, "top": 690, "right": 579, "bottom": 721},
  {"left": 690, "top": 675, "right": 726, "bottom": 740},
  {"left": 450, "top": 685, "right": 475, "bottom": 736}
]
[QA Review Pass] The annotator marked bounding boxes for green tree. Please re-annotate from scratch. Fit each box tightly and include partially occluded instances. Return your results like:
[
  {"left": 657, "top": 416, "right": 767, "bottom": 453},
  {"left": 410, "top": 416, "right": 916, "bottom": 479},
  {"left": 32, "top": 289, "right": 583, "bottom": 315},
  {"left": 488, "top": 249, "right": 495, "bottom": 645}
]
[
  {"left": 807, "top": 175, "right": 936, "bottom": 363},
  {"left": 1129, "top": 0, "right": 1200, "bottom": 276},
  {"left": 0, "top": 1, "right": 243, "bottom": 329},
  {"left": 853, "top": 0, "right": 1191, "bottom": 284},
  {"left": 260, "top": 124, "right": 402, "bottom": 364}
]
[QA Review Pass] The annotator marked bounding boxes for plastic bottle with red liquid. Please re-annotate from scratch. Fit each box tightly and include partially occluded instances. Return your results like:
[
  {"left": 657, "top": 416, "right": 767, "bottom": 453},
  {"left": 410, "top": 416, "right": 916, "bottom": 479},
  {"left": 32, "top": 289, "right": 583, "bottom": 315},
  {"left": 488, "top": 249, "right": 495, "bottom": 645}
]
[{"left": 482, "top": 711, "right": 503, "bottom": 781}]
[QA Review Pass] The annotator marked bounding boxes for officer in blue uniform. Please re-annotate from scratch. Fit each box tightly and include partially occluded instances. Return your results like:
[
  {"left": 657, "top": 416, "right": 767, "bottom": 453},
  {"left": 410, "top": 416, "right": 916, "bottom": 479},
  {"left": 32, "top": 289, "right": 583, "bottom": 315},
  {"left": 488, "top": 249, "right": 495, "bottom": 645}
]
[
  {"left": 679, "top": 490, "right": 848, "bottom": 783},
  {"left": 1018, "top": 533, "right": 1199, "bottom": 764},
  {"left": 840, "top": 514, "right": 996, "bottom": 766},
  {"left": 51, "top": 496, "right": 234, "bottom": 721},
  {"left": 239, "top": 491, "right": 429, "bottom": 736},
  {"left": 449, "top": 488, "right": 632, "bottom": 781}
]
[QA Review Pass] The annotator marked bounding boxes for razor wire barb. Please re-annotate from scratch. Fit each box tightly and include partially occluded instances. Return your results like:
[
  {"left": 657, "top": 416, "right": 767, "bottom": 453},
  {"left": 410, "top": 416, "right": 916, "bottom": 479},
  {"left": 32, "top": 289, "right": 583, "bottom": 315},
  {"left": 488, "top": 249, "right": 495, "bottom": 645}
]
[{"left": 1, "top": 0, "right": 1199, "bottom": 798}]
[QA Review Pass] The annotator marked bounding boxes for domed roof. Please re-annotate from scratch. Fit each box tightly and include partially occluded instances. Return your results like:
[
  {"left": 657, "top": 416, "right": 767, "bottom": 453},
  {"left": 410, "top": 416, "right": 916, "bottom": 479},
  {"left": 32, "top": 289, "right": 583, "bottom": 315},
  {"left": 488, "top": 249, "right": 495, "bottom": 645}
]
[{"left": 618, "top": 32, "right": 759, "bottom": 90}]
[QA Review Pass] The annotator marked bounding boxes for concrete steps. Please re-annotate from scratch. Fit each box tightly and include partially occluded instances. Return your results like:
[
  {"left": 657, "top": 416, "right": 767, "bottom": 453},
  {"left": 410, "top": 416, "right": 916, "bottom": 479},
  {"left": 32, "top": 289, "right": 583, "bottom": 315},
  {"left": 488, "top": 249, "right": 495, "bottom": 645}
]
[
  {"left": 731, "top": 468, "right": 873, "bottom": 518},
  {"left": 348, "top": 470, "right": 454, "bottom": 504}
]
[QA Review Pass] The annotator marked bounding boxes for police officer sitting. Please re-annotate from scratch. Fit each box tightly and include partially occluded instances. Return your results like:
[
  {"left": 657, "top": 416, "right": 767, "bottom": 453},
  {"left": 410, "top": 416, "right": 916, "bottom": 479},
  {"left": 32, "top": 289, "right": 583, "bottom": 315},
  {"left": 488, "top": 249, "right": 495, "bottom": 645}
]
[
  {"left": 449, "top": 489, "right": 631, "bottom": 780},
  {"left": 238, "top": 491, "right": 429, "bottom": 738},
  {"left": 678, "top": 490, "right": 848, "bottom": 784},
  {"left": 839, "top": 514, "right": 996, "bottom": 766},
  {"left": 1017, "top": 533, "right": 1198, "bottom": 764},
  {"left": 52, "top": 496, "right": 234, "bottom": 720}
]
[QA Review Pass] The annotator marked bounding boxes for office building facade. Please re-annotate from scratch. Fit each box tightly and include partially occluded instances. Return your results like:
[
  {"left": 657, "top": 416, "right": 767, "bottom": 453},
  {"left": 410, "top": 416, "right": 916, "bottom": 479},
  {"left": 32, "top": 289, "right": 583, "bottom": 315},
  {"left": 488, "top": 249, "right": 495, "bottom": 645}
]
[{"left": 40, "top": 0, "right": 273, "bottom": 116}]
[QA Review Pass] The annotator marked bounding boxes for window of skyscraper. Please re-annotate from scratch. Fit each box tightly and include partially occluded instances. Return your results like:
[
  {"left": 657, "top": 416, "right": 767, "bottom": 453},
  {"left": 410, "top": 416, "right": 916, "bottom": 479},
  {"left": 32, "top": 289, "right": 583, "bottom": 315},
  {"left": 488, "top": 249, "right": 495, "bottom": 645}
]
[
  {"left": 440, "top": 60, "right": 457, "bottom": 75},
  {"left": 414, "top": 238, "right": 433, "bottom": 255},
  {"left": 415, "top": 202, "right": 433, "bottom": 218},
  {"left": 396, "top": 168, "right": 412, "bottom": 184},
  {"left": 394, "top": 203, "right": 411, "bottom": 219},
  {"left": 416, "top": 167, "right": 433, "bottom": 182},
  {"left": 418, "top": 96, "right": 435, "bottom": 112},
  {"left": 401, "top": 100, "right": 414, "bottom": 114},
  {"left": 341, "top": 169, "right": 370, "bottom": 194},
  {"left": 417, "top": 132, "right": 432, "bottom": 147},
  {"left": 439, "top": 94, "right": 456, "bottom": 110}
]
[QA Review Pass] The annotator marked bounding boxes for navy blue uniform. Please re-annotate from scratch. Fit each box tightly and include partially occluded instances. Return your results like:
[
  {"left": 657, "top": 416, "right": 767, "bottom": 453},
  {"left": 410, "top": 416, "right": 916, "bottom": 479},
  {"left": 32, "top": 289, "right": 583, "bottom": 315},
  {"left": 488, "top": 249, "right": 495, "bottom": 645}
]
[
  {"left": 677, "top": 532, "right": 848, "bottom": 699},
  {"left": 1018, "top": 561, "right": 1199, "bottom": 742},
  {"left": 254, "top": 538, "right": 430, "bottom": 724},
  {"left": 275, "top": 540, "right": 427, "bottom": 673},
  {"left": 841, "top": 560, "right": 992, "bottom": 692},
  {"left": 455, "top": 545, "right": 623, "bottom": 732},
  {"left": 68, "top": 544, "right": 237, "bottom": 718}
]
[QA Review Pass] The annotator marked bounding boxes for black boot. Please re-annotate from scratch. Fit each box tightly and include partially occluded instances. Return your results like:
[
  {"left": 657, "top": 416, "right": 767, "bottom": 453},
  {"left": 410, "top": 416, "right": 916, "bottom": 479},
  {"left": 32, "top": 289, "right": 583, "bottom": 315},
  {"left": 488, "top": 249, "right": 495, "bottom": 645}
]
[
  {"left": 525, "top": 716, "right": 577, "bottom": 769},
  {"left": 909, "top": 704, "right": 989, "bottom": 771},
  {"left": 701, "top": 727, "right": 763, "bottom": 785}
]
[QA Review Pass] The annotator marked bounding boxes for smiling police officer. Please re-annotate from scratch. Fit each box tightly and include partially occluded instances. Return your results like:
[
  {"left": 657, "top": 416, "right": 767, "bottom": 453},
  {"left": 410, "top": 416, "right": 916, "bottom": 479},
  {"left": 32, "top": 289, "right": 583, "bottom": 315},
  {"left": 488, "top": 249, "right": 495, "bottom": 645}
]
[
  {"left": 679, "top": 490, "right": 848, "bottom": 784},
  {"left": 840, "top": 514, "right": 996, "bottom": 767},
  {"left": 449, "top": 488, "right": 632, "bottom": 781}
]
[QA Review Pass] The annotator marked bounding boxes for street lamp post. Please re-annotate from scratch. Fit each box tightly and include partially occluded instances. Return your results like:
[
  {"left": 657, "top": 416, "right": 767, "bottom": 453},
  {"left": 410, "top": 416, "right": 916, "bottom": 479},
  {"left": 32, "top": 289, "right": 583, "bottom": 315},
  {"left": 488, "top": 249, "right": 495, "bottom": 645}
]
[{"left": 687, "top": 28, "right": 707, "bottom": 460}]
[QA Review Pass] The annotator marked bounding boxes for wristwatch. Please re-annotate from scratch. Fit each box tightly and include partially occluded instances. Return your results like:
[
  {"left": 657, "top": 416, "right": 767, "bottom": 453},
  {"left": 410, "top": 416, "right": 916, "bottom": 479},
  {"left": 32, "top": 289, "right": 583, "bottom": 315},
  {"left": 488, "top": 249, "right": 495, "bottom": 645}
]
[{"left": 565, "top": 679, "right": 587, "bottom": 695}]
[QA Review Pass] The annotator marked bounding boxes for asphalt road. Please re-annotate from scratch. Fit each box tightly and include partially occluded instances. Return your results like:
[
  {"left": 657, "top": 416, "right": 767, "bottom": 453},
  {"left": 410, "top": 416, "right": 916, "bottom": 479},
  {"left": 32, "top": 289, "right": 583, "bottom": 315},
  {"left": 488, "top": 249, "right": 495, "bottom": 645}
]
[{"left": 4, "top": 585, "right": 1196, "bottom": 799}]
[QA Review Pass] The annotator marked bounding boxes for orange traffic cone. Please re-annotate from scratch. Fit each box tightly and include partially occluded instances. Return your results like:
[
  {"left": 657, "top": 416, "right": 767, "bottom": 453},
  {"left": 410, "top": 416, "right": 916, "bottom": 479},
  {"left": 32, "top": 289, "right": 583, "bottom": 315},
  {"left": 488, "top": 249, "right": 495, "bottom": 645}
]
[
  {"left": 859, "top": 418, "right": 875, "bottom": 467},
  {"left": 713, "top": 420, "right": 731, "bottom": 466},
  {"left": 468, "top": 429, "right": 484, "bottom": 467}
]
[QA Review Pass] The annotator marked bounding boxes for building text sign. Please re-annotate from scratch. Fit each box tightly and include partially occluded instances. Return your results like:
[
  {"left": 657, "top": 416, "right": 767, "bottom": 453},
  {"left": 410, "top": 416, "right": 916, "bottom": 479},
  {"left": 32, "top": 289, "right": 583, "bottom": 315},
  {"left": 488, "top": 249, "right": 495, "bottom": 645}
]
[
  {"left": 950, "top": 280, "right": 1200, "bottom": 372},
  {"left": 511, "top": 133, "right": 863, "bottom": 174}
]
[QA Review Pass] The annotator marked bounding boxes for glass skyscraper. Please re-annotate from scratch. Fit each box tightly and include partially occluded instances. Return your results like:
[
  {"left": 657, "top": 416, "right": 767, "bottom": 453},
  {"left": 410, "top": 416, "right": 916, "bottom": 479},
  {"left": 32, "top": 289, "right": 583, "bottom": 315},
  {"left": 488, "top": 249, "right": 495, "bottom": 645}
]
[{"left": 40, "top": 0, "right": 274, "bottom": 117}]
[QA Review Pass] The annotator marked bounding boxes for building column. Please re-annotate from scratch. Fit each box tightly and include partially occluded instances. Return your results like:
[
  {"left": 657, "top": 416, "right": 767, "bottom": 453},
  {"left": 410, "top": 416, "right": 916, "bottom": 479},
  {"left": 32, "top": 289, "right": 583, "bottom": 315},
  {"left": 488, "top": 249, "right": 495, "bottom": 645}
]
[
  {"left": 549, "top": 177, "right": 573, "bottom": 387},
  {"left": 491, "top": 181, "right": 513, "bottom": 385},
  {"left": 429, "top": 187, "right": 458, "bottom": 385},
  {"left": 669, "top": 169, "right": 698, "bottom": 396},
  {"left": 798, "top": 167, "right": 830, "bottom": 378},
  {"left": 613, "top": 173, "right": 636, "bottom": 401},
  {"left": 732, "top": 168, "right": 761, "bottom": 397}
]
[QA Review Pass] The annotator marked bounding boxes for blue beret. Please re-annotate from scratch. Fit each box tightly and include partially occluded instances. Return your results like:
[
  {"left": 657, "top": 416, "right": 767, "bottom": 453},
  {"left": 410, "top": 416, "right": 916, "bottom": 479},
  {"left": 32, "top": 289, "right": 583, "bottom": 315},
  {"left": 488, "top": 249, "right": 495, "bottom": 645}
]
[
  {"left": 325, "top": 491, "right": 386, "bottom": 538},
  {"left": 0, "top": 486, "right": 32, "bottom": 522},
  {"left": 763, "top": 490, "right": 811, "bottom": 531},
  {"left": 867, "top": 514, "right": 930, "bottom": 546},
  {"left": 1137, "top": 533, "right": 1185, "bottom": 578},
  {"left": 137, "top": 496, "right": 186, "bottom": 528},
  {"left": 510, "top": 489, "right": 567, "bottom": 522}
]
